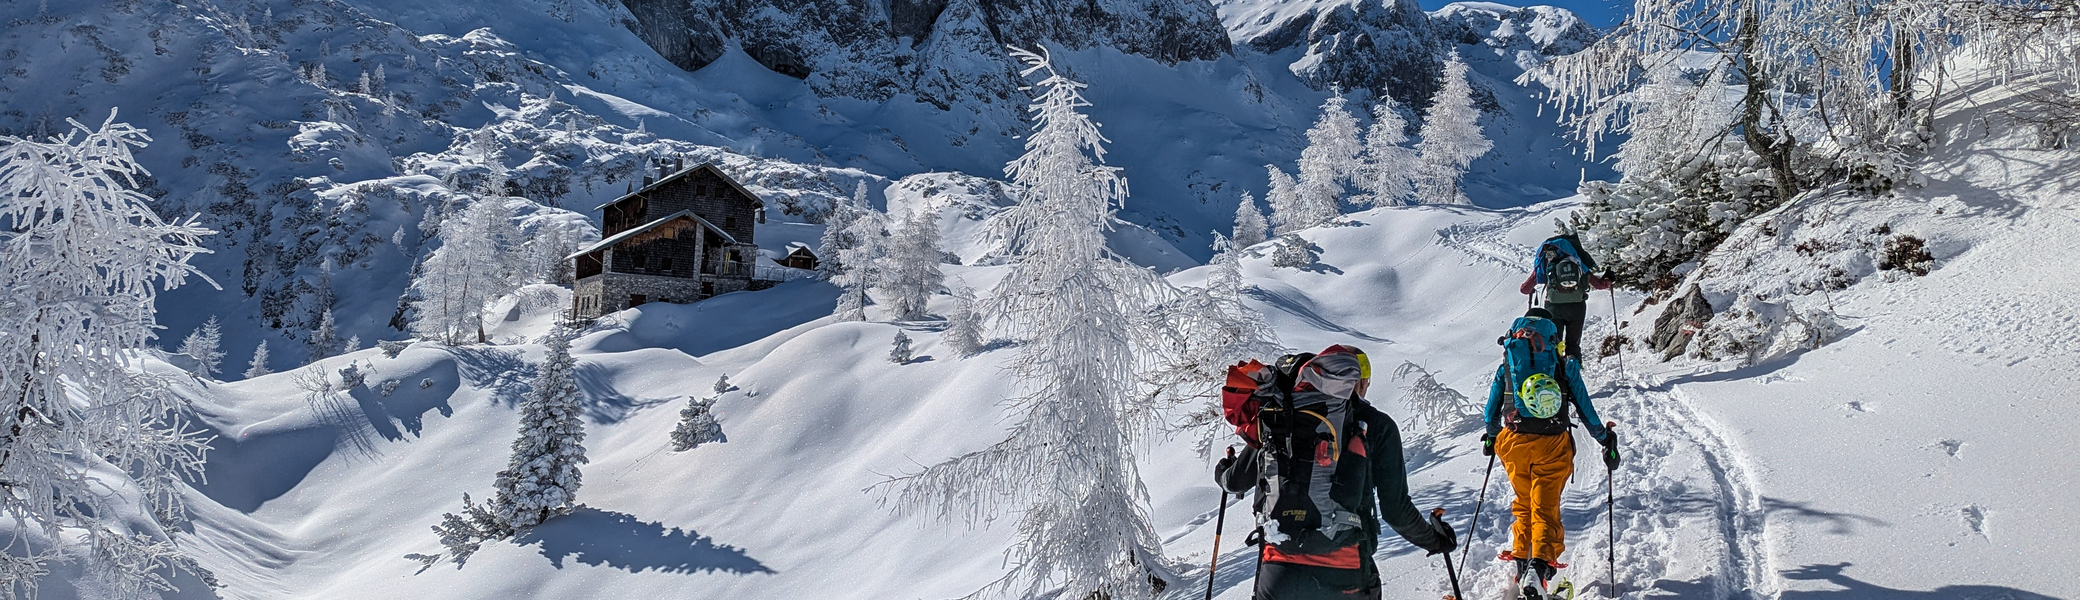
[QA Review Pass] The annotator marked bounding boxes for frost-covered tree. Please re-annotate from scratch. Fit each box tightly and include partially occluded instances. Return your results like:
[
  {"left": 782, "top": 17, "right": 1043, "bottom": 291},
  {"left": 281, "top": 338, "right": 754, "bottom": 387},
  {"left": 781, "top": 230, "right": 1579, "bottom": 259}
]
[
  {"left": 833, "top": 203, "right": 888, "bottom": 322},
  {"left": 1232, "top": 191, "right": 1268, "bottom": 248},
  {"left": 1393, "top": 361, "right": 1479, "bottom": 436},
  {"left": 670, "top": 395, "right": 723, "bottom": 452},
  {"left": 889, "top": 48, "right": 1170, "bottom": 600},
  {"left": 943, "top": 296, "right": 987, "bottom": 358},
  {"left": 1295, "top": 93, "right": 1363, "bottom": 219},
  {"left": 0, "top": 110, "right": 217, "bottom": 597},
  {"left": 245, "top": 340, "right": 274, "bottom": 379},
  {"left": 310, "top": 308, "right": 339, "bottom": 359},
  {"left": 178, "top": 316, "right": 225, "bottom": 378},
  {"left": 1147, "top": 235, "right": 1283, "bottom": 445},
  {"left": 411, "top": 198, "right": 524, "bottom": 344},
  {"left": 713, "top": 374, "right": 733, "bottom": 395},
  {"left": 1357, "top": 95, "right": 1418, "bottom": 207},
  {"left": 889, "top": 330, "right": 915, "bottom": 364},
  {"left": 1272, "top": 233, "right": 1315, "bottom": 268},
  {"left": 1264, "top": 165, "right": 1305, "bottom": 235},
  {"left": 881, "top": 208, "right": 946, "bottom": 321},
  {"left": 1415, "top": 51, "right": 1493, "bottom": 205},
  {"left": 490, "top": 325, "right": 587, "bottom": 530},
  {"left": 818, "top": 182, "right": 868, "bottom": 281}
]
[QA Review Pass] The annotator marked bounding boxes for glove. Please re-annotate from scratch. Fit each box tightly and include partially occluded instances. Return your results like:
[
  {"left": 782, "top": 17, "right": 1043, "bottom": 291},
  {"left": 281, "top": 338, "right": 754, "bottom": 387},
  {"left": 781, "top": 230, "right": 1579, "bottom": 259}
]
[
  {"left": 1519, "top": 277, "right": 1538, "bottom": 296},
  {"left": 1598, "top": 429, "right": 1621, "bottom": 470},
  {"left": 1423, "top": 510, "right": 1459, "bottom": 556},
  {"left": 1481, "top": 433, "right": 1496, "bottom": 457}
]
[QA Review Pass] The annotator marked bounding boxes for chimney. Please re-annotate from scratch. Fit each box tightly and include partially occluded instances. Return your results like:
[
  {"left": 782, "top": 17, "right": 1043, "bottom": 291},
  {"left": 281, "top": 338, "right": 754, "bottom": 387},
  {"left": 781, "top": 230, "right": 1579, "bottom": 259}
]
[
  {"left": 674, "top": 157, "right": 684, "bottom": 173},
  {"left": 643, "top": 175, "right": 653, "bottom": 187}
]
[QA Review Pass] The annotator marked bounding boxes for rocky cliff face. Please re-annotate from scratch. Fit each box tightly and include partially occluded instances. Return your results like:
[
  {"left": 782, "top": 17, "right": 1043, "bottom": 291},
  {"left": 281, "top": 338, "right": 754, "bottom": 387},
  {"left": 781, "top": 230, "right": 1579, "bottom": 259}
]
[{"left": 616, "top": 0, "right": 1233, "bottom": 105}]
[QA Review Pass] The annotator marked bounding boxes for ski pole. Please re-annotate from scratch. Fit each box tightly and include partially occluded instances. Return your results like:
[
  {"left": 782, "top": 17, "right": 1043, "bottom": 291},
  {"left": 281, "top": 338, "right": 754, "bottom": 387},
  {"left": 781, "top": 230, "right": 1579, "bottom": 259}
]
[
  {"left": 1607, "top": 424, "right": 1619, "bottom": 599},
  {"left": 1205, "top": 447, "right": 1235, "bottom": 600},
  {"left": 1609, "top": 287, "right": 1625, "bottom": 382},
  {"left": 1431, "top": 508, "right": 1465, "bottom": 600},
  {"left": 1458, "top": 453, "right": 1496, "bottom": 568}
]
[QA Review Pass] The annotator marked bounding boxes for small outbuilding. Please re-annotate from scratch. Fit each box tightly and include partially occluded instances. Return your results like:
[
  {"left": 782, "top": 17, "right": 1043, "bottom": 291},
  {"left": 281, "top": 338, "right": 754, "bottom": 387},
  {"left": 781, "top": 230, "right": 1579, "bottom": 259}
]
[{"left": 777, "top": 242, "right": 819, "bottom": 271}]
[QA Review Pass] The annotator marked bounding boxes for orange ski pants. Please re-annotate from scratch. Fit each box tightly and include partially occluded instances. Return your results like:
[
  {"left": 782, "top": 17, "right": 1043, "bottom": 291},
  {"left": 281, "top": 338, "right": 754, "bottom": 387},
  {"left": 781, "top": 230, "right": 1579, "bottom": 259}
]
[{"left": 1497, "top": 428, "right": 1576, "bottom": 562}]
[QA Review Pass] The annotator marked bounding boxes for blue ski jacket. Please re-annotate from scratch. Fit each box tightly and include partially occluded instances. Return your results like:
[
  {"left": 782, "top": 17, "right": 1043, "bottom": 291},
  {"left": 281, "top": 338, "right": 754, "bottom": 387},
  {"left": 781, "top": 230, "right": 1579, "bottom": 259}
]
[{"left": 1484, "top": 356, "right": 1609, "bottom": 441}]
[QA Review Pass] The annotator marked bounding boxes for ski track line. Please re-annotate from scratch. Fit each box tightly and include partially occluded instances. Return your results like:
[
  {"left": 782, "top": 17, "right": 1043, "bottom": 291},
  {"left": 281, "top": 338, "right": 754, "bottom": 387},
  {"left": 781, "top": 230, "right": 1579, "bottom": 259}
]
[{"left": 1624, "top": 377, "right": 1777, "bottom": 599}]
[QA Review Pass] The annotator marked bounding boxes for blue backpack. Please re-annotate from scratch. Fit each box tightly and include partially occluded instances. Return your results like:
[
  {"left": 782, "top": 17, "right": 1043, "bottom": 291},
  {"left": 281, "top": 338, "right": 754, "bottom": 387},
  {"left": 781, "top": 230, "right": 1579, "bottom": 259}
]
[{"left": 1499, "top": 313, "right": 1573, "bottom": 435}]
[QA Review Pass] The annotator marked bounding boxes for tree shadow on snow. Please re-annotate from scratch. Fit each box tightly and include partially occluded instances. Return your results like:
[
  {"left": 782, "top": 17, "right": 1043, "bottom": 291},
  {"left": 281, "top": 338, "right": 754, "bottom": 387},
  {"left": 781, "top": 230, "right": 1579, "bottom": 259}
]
[
  {"left": 447, "top": 345, "right": 535, "bottom": 403},
  {"left": 514, "top": 508, "right": 773, "bottom": 576},
  {"left": 1762, "top": 497, "right": 1889, "bottom": 536},
  {"left": 571, "top": 362, "right": 675, "bottom": 424},
  {"left": 1775, "top": 563, "right": 2069, "bottom": 600},
  {"left": 1242, "top": 286, "right": 1391, "bottom": 344}
]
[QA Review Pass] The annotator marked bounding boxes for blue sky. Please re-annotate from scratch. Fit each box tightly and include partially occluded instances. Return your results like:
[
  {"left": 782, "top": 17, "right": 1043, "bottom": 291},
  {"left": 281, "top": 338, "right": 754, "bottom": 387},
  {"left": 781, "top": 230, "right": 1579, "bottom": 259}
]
[{"left": 1420, "top": 0, "right": 1630, "bottom": 29}]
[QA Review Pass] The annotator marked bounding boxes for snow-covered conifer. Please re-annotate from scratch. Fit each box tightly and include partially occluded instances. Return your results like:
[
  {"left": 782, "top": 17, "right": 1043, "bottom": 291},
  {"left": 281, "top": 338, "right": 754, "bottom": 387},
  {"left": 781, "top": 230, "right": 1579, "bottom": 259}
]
[
  {"left": 890, "top": 48, "right": 1169, "bottom": 600},
  {"left": 490, "top": 325, "right": 587, "bottom": 530},
  {"left": 179, "top": 316, "right": 225, "bottom": 378},
  {"left": 881, "top": 208, "right": 945, "bottom": 321},
  {"left": 669, "top": 395, "right": 723, "bottom": 452},
  {"left": 1264, "top": 165, "right": 1304, "bottom": 235},
  {"left": 1232, "top": 191, "right": 1268, "bottom": 248},
  {"left": 245, "top": 340, "right": 274, "bottom": 379},
  {"left": 888, "top": 330, "right": 915, "bottom": 363},
  {"left": 713, "top": 374, "right": 733, "bottom": 395},
  {"left": 0, "top": 109, "right": 216, "bottom": 595},
  {"left": 1295, "top": 93, "right": 1362, "bottom": 221},
  {"left": 1357, "top": 95, "right": 1418, "bottom": 206},
  {"left": 342, "top": 335, "right": 362, "bottom": 354},
  {"left": 1415, "top": 52, "right": 1492, "bottom": 205},
  {"left": 310, "top": 308, "right": 339, "bottom": 359}
]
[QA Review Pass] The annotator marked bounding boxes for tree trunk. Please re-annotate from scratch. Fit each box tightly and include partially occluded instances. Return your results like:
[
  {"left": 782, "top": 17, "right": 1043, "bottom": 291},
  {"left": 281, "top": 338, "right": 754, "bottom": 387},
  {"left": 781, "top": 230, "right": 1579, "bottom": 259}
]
[{"left": 1737, "top": 9, "right": 1800, "bottom": 207}]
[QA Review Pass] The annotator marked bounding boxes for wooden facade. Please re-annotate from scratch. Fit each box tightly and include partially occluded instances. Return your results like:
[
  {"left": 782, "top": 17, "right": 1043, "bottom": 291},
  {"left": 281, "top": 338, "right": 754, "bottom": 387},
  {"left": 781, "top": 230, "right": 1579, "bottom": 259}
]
[{"left": 571, "top": 161, "right": 766, "bottom": 319}]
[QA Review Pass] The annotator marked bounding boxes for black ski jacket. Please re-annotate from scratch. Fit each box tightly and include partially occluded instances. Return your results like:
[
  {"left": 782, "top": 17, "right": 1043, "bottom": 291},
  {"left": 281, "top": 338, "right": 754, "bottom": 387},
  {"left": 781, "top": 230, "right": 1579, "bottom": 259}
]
[{"left": 1216, "top": 397, "right": 1446, "bottom": 569}]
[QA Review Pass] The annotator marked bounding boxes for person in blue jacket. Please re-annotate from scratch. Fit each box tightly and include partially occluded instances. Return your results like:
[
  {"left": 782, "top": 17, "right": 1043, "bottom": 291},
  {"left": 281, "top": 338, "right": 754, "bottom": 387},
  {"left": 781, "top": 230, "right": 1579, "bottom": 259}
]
[{"left": 1481, "top": 307, "right": 1619, "bottom": 596}]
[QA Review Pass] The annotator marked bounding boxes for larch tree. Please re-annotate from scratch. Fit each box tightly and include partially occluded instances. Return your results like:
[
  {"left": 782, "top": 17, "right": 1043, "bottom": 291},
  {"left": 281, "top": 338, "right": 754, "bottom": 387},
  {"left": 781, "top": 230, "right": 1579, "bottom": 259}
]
[
  {"left": 832, "top": 191, "right": 888, "bottom": 322},
  {"left": 1357, "top": 94, "right": 1418, "bottom": 207},
  {"left": 0, "top": 110, "right": 218, "bottom": 597},
  {"left": 1295, "top": 93, "right": 1363, "bottom": 222},
  {"left": 943, "top": 295, "right": 987, "bottom": 358},
  {"left": 245, "top": 340, "right": 274, "bottom": 379},
  {"left": 490, "top": 324, "right": 587, "bottom": 530},
  {"left": 410, "top": 197, "right": 524, "bottom": 344},
  {"left": 818, "top": 181, "right": 868, "bottom": 281},
  {"left": 1415, "top": 51, "right": 1492, "bottom": 205},
  {"left": 178, "top": 316, "right": 225, "bottom": 379},
  {"left": 889, "top": 47, "right": 1171, "bottom": 600},
  {"left": 1264, "top": 164, "right": 1304, "bottom": 235},
  {"left": 880, "top": 207, "right": 946, "bottom": 322},
  {"left": 1232, "top": 191, "right": 1268, "bottom": 248}
]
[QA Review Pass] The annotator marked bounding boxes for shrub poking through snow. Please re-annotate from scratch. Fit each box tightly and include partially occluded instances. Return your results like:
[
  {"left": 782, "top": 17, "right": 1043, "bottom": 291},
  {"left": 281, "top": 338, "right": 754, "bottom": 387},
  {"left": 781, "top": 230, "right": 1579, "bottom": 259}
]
[
  {"left": 713, "top": 374, "right": 734, "bottom": 395},
  {"left": 379, "top": 339, "right": 412, "bottom": 358},
  {"left": 1272, "top": 233, "right": 1315, "bottom": 268},
  {"left": 1879, "top": 234, "right": 1934, "bottom": 276},
  {"left": 889, "top": 330, "right": 915, "bottom": 364},
  {"left": 670, "top": 396, "right": 724, "bottom": 452},
  {"left": 490, "top": 325, "right": 588, "bottom": 529},
  {"left": 1393, "top": 362, "right": 1478, "bottom": 436}
]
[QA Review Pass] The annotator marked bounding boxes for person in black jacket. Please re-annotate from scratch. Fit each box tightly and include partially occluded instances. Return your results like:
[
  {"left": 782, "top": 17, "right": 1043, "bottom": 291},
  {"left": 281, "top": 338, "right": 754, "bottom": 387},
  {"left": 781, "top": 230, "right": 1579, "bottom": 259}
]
[{"left": 1215, "top": 347, "right": 1456, "bottom": 599}]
